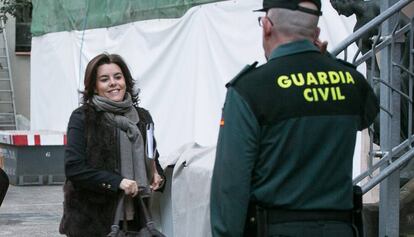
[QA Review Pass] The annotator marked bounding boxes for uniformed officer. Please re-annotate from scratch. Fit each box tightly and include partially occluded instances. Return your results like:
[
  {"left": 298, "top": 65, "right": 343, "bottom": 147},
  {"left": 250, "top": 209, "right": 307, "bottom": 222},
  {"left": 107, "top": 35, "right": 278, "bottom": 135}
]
[{"left": 210, "top": 0, "right": 379, "bottom": 236}]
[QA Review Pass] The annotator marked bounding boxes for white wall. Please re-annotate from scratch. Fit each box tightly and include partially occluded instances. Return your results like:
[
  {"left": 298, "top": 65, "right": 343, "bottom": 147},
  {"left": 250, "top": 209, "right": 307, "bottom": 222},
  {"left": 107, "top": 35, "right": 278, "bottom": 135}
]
[{"left": 5, "top": 17, "right": 31, "bottom": 121}]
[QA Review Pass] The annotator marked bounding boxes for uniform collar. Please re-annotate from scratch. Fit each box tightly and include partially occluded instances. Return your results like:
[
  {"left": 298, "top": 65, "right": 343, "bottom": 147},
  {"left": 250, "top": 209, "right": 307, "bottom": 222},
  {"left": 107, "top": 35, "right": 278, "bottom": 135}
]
[{"left": 268, "top": 40, "right": 320, "bottom": 61}]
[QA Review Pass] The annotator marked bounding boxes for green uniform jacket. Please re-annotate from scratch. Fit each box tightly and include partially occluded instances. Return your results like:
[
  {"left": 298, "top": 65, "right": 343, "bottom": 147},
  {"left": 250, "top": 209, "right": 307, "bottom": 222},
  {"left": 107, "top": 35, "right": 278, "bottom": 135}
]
[{"left": 210, "top": 40, "right": 379, "bottom": 237}]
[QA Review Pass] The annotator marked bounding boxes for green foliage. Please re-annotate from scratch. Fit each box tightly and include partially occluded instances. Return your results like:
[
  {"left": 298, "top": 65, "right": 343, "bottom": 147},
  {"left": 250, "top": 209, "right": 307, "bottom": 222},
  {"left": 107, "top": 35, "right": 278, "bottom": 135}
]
[{"left": 0, "top": 0, "right": 32, "bottom": 23}]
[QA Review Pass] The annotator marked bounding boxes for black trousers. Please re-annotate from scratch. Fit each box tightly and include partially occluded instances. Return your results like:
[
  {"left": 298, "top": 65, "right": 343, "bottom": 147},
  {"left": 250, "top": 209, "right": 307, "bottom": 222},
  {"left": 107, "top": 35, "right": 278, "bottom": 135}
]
[
  {"left": 252, "top": 208, "right": 359, "bottom": 237},
  {"left": 266, "top": 221, "right": 357, "bottom": 237}
]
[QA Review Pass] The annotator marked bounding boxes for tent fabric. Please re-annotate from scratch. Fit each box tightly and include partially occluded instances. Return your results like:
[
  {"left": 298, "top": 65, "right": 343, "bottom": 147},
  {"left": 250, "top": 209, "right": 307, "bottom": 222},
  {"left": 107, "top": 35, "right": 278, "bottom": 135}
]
[
  {"left": 158, "top": 142, "right": 216, "bottom": 237},
  {"left": 31, "top": 0, "right": 265, "bottom": 155},
  {"left": 31, "top": 0, "right": 224, "bottom": 36}
]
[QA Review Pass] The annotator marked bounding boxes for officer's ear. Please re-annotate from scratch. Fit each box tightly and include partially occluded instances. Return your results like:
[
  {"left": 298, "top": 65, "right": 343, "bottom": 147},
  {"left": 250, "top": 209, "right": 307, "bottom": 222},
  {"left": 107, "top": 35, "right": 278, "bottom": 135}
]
[{"left": 263, "top": 17, "right": 273, "bottom": 38}]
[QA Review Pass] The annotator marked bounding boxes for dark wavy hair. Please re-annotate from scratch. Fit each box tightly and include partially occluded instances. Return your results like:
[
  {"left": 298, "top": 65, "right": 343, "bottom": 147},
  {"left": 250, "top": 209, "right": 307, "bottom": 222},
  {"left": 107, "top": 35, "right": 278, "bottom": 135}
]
[{"left": 82, "top": 53, "right": 139, "bottom": 105}]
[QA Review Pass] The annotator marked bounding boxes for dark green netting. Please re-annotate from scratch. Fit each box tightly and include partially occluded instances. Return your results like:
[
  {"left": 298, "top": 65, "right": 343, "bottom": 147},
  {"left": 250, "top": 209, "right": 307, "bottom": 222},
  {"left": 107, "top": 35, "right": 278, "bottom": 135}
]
[{"left": 31, "top": 0, "right": 224, "bottom": 36}]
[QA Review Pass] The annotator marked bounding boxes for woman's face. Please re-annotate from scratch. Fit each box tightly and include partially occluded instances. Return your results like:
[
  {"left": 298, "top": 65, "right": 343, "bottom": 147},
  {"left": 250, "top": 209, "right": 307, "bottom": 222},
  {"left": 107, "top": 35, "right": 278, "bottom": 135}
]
[{"left": 95, "top": 63, "right": 126, "bottom": 102}]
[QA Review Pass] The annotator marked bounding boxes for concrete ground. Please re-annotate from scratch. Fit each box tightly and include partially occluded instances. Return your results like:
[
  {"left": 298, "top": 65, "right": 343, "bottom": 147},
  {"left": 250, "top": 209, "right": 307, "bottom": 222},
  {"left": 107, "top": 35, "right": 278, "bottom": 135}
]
[{"left": 0, "top": 185, "right": 63, "bottom": 237}]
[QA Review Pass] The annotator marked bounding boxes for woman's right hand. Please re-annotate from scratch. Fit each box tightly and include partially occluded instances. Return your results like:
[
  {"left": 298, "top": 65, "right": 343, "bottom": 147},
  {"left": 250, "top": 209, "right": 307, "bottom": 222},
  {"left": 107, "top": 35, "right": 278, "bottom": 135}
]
[{"left": 119, "top": 178, "right": 138, "bottom": 197}]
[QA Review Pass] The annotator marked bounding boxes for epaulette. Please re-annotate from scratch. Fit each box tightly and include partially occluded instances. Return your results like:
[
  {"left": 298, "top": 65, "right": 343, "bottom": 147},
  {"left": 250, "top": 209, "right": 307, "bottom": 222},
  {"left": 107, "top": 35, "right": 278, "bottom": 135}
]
[
  {"left": 226, "top": 61, "right": 258, "bottom": 88},
  {"left": 336, "top": 58, "right": 357, "bottom": 69}
]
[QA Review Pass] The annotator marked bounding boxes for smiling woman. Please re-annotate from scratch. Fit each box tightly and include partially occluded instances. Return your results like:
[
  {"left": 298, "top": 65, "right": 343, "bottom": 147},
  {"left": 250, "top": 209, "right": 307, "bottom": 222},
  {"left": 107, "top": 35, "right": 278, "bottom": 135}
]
[{"left": 59, "top": 53, "right": 166, "bottom": 237}]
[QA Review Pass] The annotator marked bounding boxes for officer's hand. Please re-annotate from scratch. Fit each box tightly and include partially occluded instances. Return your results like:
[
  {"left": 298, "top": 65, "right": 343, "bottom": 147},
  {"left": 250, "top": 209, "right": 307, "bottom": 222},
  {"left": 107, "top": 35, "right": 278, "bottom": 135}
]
[
  {"left": 119, "top": 178, "right": 139, "bottom": 197},
  {"left": 314, "top": 38, "right": 328, "bottom": 54}
]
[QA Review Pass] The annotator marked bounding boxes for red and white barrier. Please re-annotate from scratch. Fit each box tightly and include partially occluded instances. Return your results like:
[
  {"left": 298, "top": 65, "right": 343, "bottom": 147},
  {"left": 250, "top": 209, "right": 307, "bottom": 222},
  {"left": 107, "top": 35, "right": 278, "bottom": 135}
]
[{"left": 0, "top": 130, "right": 66, "bottom": 146}]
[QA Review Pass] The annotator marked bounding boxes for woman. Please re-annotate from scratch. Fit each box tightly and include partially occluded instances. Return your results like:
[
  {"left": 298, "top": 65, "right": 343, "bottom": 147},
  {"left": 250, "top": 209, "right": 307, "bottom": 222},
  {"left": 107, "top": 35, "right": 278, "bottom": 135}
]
[{"left": 59, "top": 53, "right": 165, "bottom": 237}]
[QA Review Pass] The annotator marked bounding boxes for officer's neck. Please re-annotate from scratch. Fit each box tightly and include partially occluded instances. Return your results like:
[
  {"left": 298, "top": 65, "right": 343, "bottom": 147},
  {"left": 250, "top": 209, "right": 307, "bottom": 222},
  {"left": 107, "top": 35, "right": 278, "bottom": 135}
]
[{"left": 265, "top": 36, "right": 313, "bottom": 60}]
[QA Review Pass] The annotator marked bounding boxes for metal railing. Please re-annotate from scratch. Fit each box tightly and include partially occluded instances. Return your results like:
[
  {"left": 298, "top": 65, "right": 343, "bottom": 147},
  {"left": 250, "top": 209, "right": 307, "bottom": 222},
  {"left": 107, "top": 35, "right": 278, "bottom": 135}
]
[{"left": 332, "top": 0, "right": 414, "bottom": 236}]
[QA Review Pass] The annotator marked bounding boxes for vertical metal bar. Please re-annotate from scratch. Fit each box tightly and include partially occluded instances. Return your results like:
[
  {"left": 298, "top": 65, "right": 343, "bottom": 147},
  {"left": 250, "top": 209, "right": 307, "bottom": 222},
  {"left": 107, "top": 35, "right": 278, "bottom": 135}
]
[
  {"left": 369, "top": 30, "right": 378, "bottom": 172},
  {"left": 344, "top": 47, "right": 348, "bottom": 61},
  {"left": 409, "top": 18, "right": 414, "bottom": 146},
  {"left": 368, "top": 127, "right": 374, "bottom": 172},
  {"left": 379, "top": 1, "right": 401, "bottom": 236}
]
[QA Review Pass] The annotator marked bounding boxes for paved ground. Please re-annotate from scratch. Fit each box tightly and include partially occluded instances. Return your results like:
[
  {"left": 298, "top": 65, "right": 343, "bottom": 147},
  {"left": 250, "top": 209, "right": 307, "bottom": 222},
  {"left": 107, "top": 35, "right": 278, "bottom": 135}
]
[{"left": 0, "top": 185, "right": 63, "bottom": 237}]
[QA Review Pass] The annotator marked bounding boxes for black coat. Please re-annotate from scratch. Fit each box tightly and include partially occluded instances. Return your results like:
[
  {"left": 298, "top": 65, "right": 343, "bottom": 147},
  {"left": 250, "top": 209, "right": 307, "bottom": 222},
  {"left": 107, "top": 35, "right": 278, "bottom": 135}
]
[
  {"left": 59, "top": 104, "right": 164, "bottom": 237},
  {"left": 0, "top": 168, "right": 9, "bottom": 206}
]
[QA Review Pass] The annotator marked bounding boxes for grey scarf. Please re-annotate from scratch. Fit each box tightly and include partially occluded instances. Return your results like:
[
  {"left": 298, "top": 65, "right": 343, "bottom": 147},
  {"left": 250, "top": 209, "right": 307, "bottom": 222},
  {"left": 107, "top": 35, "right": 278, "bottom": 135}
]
[{"left": 92, "top": 93, "right": 150, "bottom": 219}]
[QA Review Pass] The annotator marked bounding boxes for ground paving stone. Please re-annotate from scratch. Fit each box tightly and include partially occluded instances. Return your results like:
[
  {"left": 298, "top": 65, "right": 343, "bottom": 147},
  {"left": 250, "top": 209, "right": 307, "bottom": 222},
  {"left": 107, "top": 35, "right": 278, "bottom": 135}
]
[{"left": 0, "top": 185, "right": 63, "bottom": 237}]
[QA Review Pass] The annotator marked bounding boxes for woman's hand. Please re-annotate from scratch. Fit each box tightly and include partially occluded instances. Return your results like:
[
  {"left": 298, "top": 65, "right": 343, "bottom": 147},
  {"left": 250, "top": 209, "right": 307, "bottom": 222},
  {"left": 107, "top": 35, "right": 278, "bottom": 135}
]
[
  {"left": 150, "top": 172, "right": 164, "bottom": 191},
  {"left": 119, "top": 178, "right": 138, "bottom": 197}
]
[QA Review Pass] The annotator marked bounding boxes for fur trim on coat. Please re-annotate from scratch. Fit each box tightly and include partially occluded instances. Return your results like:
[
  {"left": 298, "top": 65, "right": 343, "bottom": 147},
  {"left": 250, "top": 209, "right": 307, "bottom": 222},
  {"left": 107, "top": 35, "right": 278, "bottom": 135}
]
[{"left": 60, "top": 105, "right": 119, "bottom": 237}]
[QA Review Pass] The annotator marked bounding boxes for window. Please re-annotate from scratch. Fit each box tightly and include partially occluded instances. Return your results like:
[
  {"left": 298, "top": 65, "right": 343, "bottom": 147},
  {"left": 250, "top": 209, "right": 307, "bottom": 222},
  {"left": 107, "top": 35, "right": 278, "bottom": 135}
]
[{"left": 15, "top": 3, "right": 32, "bottom": 53}]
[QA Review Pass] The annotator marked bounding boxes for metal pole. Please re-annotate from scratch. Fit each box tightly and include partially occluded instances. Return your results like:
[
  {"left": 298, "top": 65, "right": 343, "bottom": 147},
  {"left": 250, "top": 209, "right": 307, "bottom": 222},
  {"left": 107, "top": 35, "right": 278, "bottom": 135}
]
[
  {"left": 379, "top": 0, "right": 401, "bottom": 236},
  {"left": 408, "top": 18, "right": 413, "bottom": 144}
]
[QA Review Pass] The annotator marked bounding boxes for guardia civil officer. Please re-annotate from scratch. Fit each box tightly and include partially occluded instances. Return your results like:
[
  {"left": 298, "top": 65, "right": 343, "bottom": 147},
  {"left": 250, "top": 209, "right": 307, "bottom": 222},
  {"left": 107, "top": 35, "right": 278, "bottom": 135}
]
[{"left": 210, "top": 0, "right": 379, "bottom": 236}]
